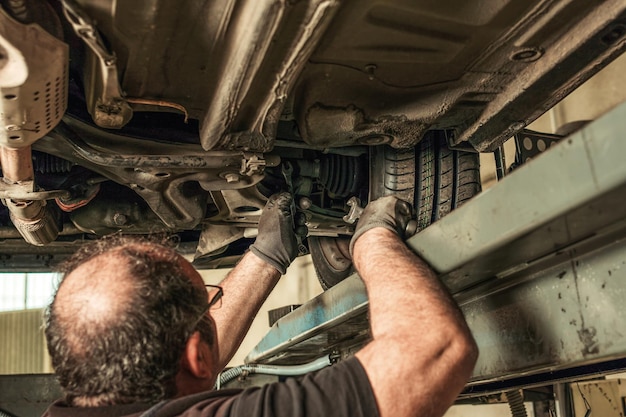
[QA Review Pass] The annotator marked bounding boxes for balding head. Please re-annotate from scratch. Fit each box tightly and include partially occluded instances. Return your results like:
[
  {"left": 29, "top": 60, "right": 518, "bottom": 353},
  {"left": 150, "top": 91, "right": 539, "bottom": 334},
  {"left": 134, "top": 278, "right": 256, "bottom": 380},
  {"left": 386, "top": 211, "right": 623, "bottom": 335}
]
[
  {"left": 45, "top": 236, "right": 211, "bottom": 406},
  {"left": 53, "top": 250, "right": 134, "bottom": 357}
]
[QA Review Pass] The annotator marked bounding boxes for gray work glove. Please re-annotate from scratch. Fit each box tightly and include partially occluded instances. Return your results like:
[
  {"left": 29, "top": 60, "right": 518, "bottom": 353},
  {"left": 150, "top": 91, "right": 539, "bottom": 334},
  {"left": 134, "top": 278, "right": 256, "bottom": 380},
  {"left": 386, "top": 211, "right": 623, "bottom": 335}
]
[
  {"left": 349, "top": 196, "right": 413, "bottom": 256},
  {"left": 249, "top": 192, "right": 301, "bottom": 274}
]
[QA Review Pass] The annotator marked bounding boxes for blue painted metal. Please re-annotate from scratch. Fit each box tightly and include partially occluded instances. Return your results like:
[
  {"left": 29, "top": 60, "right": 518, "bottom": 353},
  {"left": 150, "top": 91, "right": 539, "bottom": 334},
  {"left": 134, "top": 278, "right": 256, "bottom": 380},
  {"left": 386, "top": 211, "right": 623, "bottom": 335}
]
[{"left": 246, "top": 273, "right": 368, "bottom": 363}]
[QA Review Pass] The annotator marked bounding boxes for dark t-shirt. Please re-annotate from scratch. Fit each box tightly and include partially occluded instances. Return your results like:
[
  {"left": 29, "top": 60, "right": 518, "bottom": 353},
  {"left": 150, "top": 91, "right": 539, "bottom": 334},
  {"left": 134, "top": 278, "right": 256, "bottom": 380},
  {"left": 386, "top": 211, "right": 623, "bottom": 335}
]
[{"left": 44, "top": 357, "right": 379, "bottom": 417}]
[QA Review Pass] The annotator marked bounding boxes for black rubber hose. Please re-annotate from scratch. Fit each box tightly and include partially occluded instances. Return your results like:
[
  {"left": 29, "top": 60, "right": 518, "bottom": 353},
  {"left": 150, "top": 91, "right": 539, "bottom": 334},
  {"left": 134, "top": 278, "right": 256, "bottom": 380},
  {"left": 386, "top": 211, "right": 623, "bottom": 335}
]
[
  {"left": 0, "top": 408, "right": 18, "bottom": 417},
  {"left": 505, "top": 390, "right": 528, "bottom": 417}
]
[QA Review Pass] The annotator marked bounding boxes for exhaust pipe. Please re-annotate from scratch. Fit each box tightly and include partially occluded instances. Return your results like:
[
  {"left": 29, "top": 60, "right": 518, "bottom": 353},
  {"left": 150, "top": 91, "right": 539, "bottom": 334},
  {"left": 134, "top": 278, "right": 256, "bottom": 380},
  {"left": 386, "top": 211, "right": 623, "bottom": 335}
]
[
  {"left": 0, "top": 10, "right": 68, "bottom": 245},
  {"left": 0, "top": 146, "right": 59, "bottom": 245}
]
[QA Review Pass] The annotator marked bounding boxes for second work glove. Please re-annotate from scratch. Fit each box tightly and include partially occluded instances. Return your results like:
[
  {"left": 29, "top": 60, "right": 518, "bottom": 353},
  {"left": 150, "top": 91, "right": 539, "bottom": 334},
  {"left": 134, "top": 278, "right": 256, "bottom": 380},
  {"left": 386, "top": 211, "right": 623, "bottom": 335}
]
[
  {"left": 249, "top": 192, "right": 301, "bottom": 274},
  {"left": 349, "top": 196, "right": 413, "bottom": 256}
]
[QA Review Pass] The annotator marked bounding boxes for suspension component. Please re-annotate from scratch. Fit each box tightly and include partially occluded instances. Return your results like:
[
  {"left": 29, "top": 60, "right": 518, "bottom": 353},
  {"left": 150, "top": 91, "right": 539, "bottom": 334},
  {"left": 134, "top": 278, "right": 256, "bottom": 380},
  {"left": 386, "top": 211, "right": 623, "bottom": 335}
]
[
  {"left": 281, "top": 162, "right": 308, "bottom": 256},
  {"left": 342, "top": 196, "right": 363, "bottom": 225},
  {"left": 61, "top": 0, "right": 132, "bottom": 129},
  {"left": 318, "top": 154, "right": 364, "bottom": 199}
]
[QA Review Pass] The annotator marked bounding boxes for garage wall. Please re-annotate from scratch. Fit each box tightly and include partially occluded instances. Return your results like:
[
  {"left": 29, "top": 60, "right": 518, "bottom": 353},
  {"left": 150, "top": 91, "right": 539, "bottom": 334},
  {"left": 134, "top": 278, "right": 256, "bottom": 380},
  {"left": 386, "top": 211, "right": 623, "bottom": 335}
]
[
  {"left": 200, "top": 255, "right": 323, "bottom": 367},
  {"left": 0, "top": 309, "right": 52, "bottom": 374}
]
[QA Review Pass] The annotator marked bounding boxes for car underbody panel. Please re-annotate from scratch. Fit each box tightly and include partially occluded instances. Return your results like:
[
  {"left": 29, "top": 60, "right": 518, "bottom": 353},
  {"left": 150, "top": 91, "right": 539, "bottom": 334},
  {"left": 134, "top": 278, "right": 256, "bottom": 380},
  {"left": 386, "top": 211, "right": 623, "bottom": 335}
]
[{"left": 0, "top": 0, "right": 624, "bottom": 269}]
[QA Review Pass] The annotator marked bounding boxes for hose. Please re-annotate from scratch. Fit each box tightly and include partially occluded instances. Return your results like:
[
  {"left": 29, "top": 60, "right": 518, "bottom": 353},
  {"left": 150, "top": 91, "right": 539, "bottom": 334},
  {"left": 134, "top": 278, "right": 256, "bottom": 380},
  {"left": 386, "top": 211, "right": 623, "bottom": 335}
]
[
  {"left": 216, "top": 355, "right": 333, "bottom": 389},
  {"left": 4, "top": 0, "right": 29, "bottom": 22},
  {"left": 505, "top": 390, "right": 528, "bottom": 417}
]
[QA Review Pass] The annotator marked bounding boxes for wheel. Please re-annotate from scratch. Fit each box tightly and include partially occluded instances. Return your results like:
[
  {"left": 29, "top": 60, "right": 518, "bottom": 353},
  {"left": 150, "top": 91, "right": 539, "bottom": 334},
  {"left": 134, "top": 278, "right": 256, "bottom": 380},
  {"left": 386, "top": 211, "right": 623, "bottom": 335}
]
[
  {"left": 311, "top": 131, "right": 481, "bottom": 289},
  {"left": 371, "top": 131, "right": 482, "bottom": 230},
  {"left": 308, "top": 236, "right": 353, "bottom": 290}
]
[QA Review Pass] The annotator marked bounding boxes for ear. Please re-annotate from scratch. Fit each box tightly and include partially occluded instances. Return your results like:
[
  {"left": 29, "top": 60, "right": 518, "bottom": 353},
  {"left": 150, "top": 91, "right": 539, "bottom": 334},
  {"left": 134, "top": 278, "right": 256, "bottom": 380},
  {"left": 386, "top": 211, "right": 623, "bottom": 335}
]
[{"left": 181, "top": 331, "right": 212, "bottom": 378}]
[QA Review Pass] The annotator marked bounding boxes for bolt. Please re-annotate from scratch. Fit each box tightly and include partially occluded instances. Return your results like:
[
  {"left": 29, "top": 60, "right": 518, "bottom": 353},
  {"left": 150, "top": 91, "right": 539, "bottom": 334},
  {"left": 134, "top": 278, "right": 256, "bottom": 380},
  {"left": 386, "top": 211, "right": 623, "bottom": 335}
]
[
  {"left": 365, "top": 64, "right": 377, "bottom": 80},
  {"left": 224, "top": 173, "right": 240, "bottom": 183},
  {"left": 113, "top": 213, "right": 128, "bottom": 226},
  {"left": 299, "top": 197, "right": 312, "bottom": 210},
  {"left": 5, "top": 125, "right": 20, "bottom": 131}
]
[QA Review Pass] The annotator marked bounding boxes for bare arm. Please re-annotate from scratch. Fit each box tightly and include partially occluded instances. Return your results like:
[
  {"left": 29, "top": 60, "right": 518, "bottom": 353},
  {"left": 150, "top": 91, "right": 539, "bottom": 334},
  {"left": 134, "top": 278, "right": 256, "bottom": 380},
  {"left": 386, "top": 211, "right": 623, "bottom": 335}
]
[
  {"left": 354, "top": 228, "right": 477, "bottom": 417},
  {"left": 207, "top": 192, "right": 301, "bottom": 372},
  {"left": 210, "top": 251, "right": 281, "bottom": 371}
]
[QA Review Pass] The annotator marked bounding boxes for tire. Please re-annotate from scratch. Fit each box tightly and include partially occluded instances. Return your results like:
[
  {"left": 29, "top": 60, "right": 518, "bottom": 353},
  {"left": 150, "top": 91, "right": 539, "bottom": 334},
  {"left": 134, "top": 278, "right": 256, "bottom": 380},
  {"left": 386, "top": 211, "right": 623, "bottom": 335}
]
[
  {"left": 308, "top": 236, "right": 353, "bottom": 290},
  {"left": 311, "top": 131, "right": 481, "bottom": 289},
  {"left": 372, "top": 131, "right": 481, "bottom": 231}
]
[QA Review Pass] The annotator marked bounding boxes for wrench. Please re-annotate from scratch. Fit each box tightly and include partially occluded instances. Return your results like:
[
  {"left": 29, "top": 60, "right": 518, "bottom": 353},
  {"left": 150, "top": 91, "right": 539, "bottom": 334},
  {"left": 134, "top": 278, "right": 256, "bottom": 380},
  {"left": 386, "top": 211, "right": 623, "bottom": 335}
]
[
  {"left": 281, "top": 162, "right": 308, "bottom": 255},
  {"left": 343, "top": 196, "right": 418, "bottom": 237}
]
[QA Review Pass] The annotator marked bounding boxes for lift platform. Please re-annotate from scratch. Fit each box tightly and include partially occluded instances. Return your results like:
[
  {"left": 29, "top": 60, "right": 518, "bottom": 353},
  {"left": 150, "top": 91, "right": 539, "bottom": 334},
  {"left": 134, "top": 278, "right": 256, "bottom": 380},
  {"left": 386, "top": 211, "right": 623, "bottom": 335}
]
[{"left": 245, "top": 100, "right": 626, "bottom": 394}]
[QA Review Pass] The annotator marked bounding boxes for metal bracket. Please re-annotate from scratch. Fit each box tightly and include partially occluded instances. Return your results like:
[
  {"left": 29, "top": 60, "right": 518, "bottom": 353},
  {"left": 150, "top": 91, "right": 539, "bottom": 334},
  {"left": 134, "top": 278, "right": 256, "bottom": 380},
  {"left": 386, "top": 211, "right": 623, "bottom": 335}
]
[
  {"left": 512, "top": 129, "right": 563, "bottom": 169},
  {"left": 62, "top": 0, "right": 132, "bottom": 129},
  {"left": 342, "top": 196, "right": 363, "bottom": 225},
  {"left": 240, "top": 153, "right": 267, "bottom": 177}
]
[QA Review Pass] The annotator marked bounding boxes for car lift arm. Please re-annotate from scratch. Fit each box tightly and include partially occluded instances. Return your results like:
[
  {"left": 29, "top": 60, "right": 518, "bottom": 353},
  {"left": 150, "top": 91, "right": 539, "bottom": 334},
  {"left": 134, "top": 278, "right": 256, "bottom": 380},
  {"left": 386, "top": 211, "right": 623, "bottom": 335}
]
[{"left": 246, "top": 100, "right": 626, "bottom": 395}]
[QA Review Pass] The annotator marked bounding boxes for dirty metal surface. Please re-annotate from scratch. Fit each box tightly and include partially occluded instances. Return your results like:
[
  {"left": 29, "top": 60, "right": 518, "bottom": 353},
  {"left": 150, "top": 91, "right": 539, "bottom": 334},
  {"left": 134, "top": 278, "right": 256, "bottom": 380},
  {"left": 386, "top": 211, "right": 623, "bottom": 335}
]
[
  {"left": 246, "top": 274, "right": 370, "bottom": 364},
  {"left": 247, "top": 100, "right": 626, "bottom": 385},
  {"left": 248, "top": 229, "right": 626, "bottom": 386},
  {"left": 461, "top": 232, "right": 626, "bottom": 384},
  {"left": 0, "top": 374, "right": 61, "bottom": 416}
]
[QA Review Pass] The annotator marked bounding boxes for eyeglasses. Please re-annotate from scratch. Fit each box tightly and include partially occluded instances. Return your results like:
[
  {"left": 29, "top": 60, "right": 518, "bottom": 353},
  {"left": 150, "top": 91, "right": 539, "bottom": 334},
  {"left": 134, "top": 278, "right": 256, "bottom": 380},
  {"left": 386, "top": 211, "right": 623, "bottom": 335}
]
[
  {"left": 191, "top": 285, "right": 222, "bottom": 345},
  {"left": 205, "top": 284, "right": 223, "bottom": 310}
]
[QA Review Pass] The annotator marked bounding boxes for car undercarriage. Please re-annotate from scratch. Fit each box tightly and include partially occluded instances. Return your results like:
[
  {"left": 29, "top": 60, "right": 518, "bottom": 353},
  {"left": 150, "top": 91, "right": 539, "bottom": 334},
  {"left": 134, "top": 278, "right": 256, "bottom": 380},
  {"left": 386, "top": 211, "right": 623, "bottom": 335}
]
[{"left": 0, "top": 0, "right": 625, "bottom": 285}]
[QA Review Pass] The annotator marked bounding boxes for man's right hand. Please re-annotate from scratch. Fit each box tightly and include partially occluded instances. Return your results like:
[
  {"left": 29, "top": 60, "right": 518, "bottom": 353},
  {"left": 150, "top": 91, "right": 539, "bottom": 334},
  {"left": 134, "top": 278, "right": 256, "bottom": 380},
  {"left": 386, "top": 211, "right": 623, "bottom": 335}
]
[
  {"left": 350, "top": 197, "right": 477, "bottom": 417},
  {"left": 249, "top": 192, "right": 303, "bottom": 275},
  {"left": 350, "top": 196, "right": 413, "bottom": 255}
]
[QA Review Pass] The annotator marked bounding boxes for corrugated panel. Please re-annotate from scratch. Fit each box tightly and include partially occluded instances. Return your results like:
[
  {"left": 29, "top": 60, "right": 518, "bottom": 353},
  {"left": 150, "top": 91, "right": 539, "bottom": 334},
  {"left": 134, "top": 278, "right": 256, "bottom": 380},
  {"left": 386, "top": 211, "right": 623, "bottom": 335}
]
[{"left": 0, "top": 309, "right": 51, "bottom": 374}]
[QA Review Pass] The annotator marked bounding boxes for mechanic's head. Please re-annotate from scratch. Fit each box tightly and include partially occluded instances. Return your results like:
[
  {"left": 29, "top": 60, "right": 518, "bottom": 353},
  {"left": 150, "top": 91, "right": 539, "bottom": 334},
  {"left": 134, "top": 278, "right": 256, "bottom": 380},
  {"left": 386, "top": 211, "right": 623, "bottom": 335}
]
[{"left": 44, "top": 235, "right": 219, "bottom": 407}]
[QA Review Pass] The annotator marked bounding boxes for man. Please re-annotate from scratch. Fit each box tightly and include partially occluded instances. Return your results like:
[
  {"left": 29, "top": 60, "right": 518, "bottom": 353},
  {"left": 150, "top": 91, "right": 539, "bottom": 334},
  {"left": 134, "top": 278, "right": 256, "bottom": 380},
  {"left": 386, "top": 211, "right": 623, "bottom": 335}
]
[{"left": 43, "top": 193, "right": 477, "bottom": 417}]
